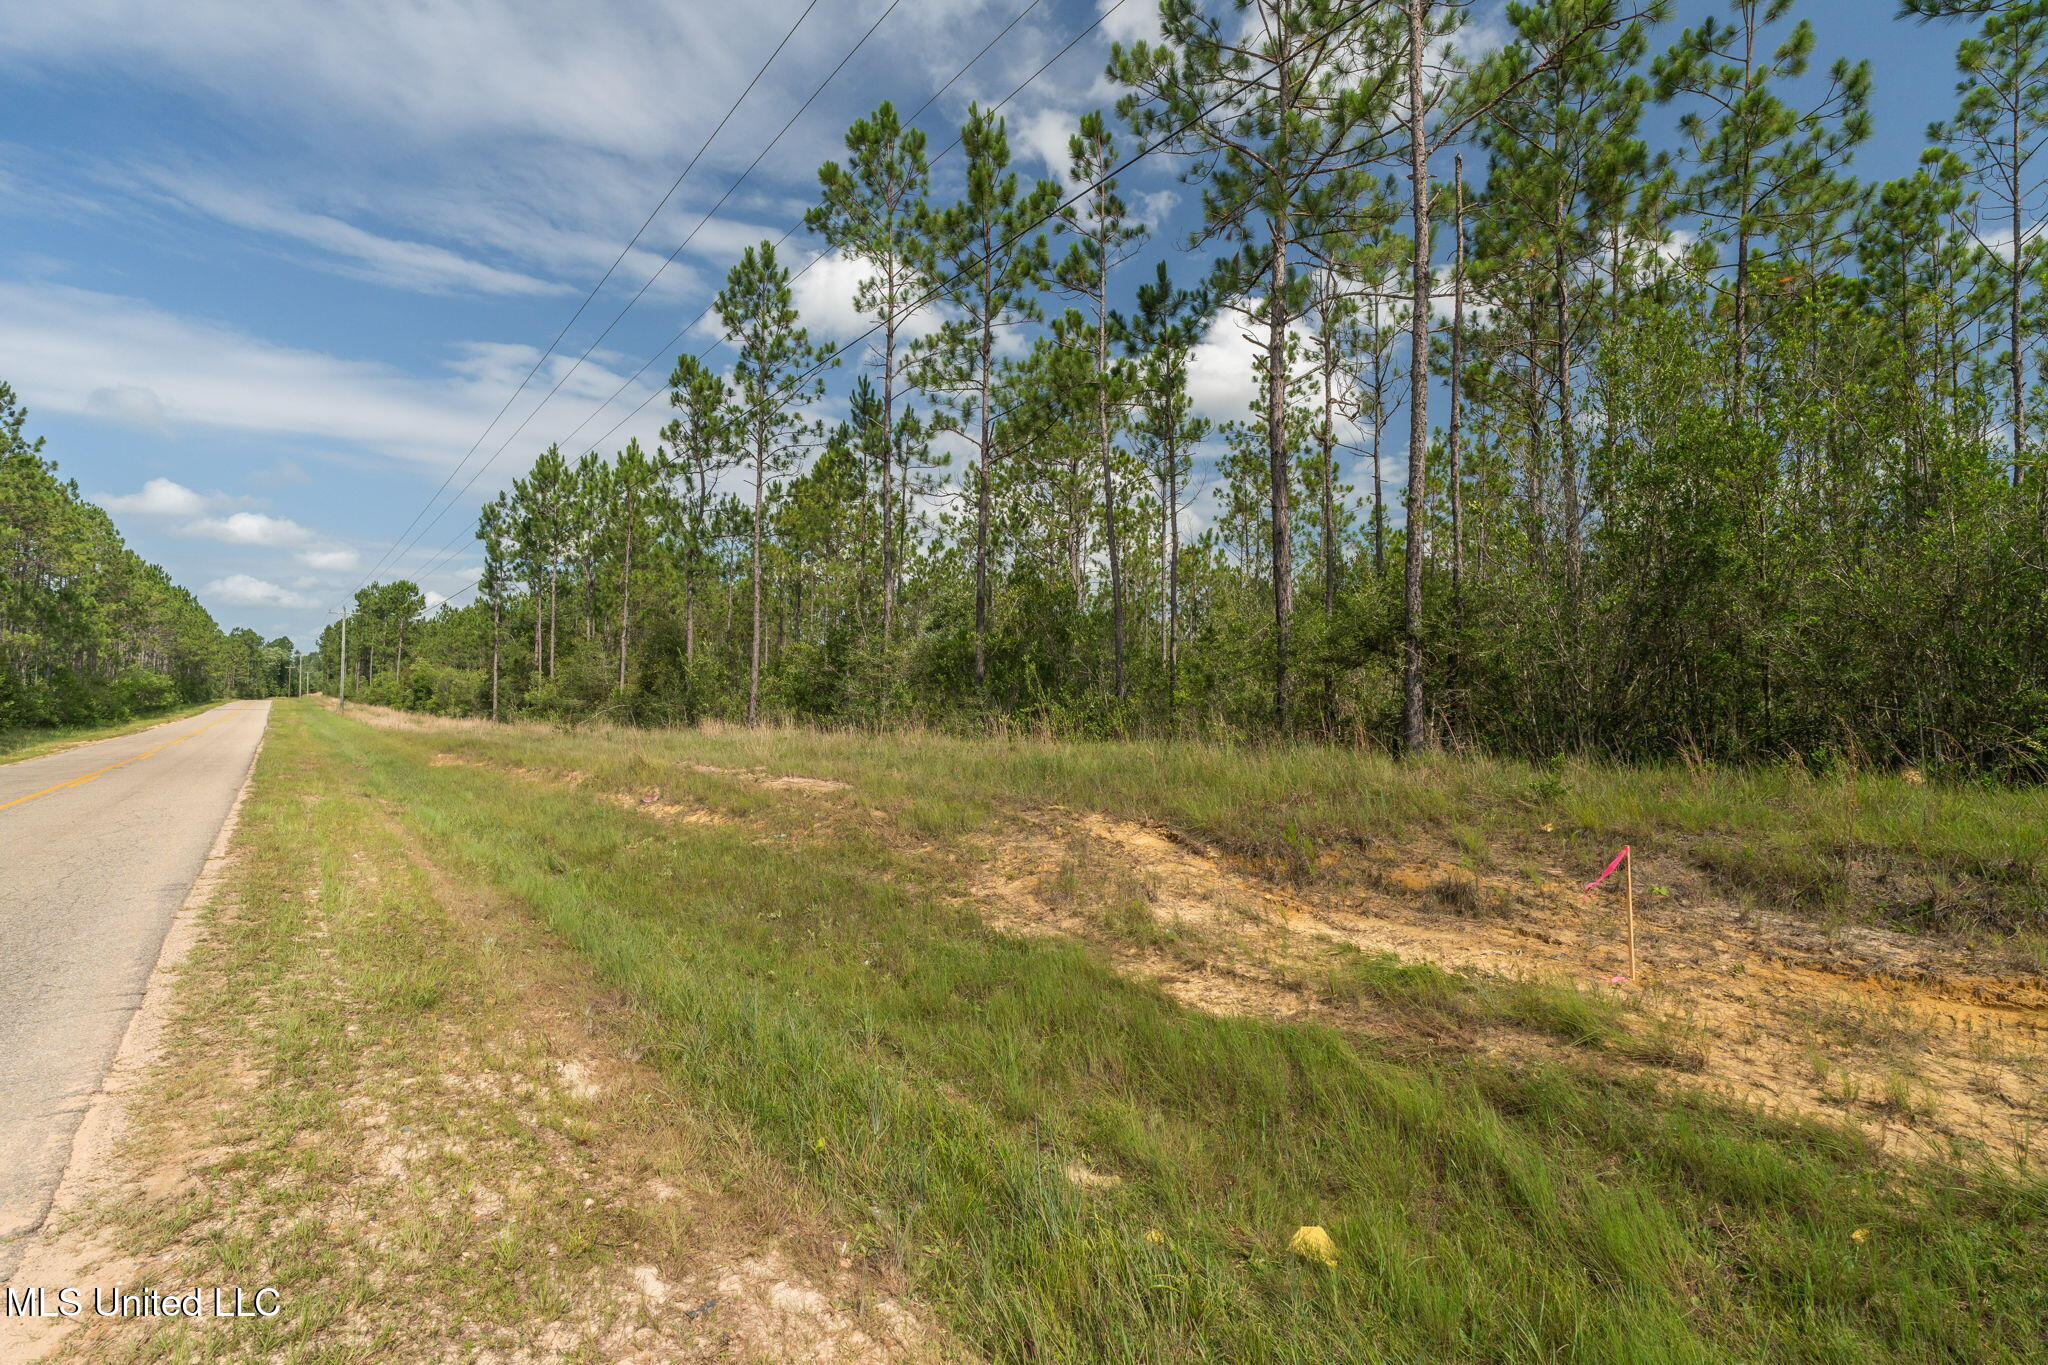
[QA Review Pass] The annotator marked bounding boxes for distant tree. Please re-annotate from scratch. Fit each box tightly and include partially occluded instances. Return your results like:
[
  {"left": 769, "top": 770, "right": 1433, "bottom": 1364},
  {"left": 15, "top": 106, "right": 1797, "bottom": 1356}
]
[
  {"left": 1055, "top": 110, "right": 1150, "bottom": 700},
  {"left": 715, "top": 240, "right": 830, "bottom": 725},
  {"left": 1913, "top": 0, "right": 2048, "bottom": 487},
  {"left": 918, "top": 104, "right": 1059, "bottom": 690},
  {"left": 806, "top": 102, "right": 931, "bottom": 639}
]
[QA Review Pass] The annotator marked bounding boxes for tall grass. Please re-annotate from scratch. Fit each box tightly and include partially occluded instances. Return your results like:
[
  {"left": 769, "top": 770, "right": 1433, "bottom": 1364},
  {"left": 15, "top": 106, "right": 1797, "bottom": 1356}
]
[{"left": 305, "top": 704, "right": 2048, "bottom": 1363}]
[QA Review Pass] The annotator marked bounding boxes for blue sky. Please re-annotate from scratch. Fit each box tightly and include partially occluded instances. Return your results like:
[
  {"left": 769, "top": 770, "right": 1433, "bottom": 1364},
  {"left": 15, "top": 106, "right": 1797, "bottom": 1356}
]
[{"left": 0, "top": 0, "right": 1977, "bottom": 647}]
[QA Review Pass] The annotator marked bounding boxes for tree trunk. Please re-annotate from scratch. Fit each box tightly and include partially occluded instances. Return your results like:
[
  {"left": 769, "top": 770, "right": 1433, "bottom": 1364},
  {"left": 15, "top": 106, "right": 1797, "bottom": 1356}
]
[
  {"left": 1449, "top": 154, "right": 1466, "bottom": 595},
  {"left": 2011, "top": 81, "right": 2026, "bottom": 489},
  {"left": 1266, "top": 216, "right": 1293, "bottom": 730},
  {"left": 1557, "top": 186, "right": 1581, "bottom": 580},
  {"left": 1400, "top": 0, "right": 1432, "bottom": 755},
  {"left": 490, "top": 594, "right": 501, "bottom": 722},
  {"left": 974, "top": 264, "right": 993, "bottom": 690},
  {"left": 881, "top": 306, "right": 899, "bottom": 643},
  {"left": 749, "top": 435, "right": 765, "bottom": 727},
  {"left": 618, "top": 487, "right": 635, "bottom": 689},
  {"left": 1097, "top": 282, "right": 1126, "bottom": 701}
]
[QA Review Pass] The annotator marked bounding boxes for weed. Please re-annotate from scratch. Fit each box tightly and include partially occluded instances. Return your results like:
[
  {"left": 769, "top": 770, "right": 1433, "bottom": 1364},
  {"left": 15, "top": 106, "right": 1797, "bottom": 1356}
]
[{"left": 1427, "top": 874, "right": 1486, "bottom": 917}]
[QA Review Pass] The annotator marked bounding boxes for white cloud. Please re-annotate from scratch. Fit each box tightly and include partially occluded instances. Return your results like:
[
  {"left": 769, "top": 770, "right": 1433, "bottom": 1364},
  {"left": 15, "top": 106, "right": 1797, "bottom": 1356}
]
[
  {"left": 1184, "top": 310, "right": 1333, "bottom": 424},
  {"left": 0, "top": 1, "right": 781, "bottom": 160},
  {"left": 203, "top": 573, "right": 316, "bottom": 609},
  {"left": 297, "top": 546, "right": 361, "bottom": 572},
  {"left": 1016, "top": 107, "right": 1078, "bottom": 182},
  {"left": 87, "top": 383, "right": 170, "bottom": 428},
  {"left": 96, "top": 476, "right": 210, "bottom": 517},
  {"left": 0, "top": 281, "right": 661, "bottom": 474},
  {"left": 1135, "top": 189, "right": 1180, "bottom": 227},
  {"left": 1099, "top": 0, "right": 1164, "bottom": 49},
  {"left": 786, "top": 248, "right": 945, "bottom": 346},
  {"left": 182, "top": 511, "right": 314, "bottom": 547},
  {"left": 140, "top": 174, "right": 566, "bottom": 297}
]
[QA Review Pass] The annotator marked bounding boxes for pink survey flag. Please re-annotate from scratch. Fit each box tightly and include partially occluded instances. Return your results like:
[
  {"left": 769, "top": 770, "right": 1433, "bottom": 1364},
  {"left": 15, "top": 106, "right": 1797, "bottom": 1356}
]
[{"left": 1583, "top": 845, "right": 1629, "bottom": 893}]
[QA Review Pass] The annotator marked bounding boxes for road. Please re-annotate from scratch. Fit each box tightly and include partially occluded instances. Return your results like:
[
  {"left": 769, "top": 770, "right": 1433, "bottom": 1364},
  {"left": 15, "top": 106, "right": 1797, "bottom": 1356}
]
[{"left": 0, "top": 701, "right": 269, "bottom": 1282}]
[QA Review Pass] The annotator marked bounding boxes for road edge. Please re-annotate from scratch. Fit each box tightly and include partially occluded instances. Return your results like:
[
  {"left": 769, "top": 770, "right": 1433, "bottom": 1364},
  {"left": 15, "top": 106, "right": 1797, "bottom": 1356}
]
[{"left": 0, "top": 700, "right": 271, "bottom": 1362}]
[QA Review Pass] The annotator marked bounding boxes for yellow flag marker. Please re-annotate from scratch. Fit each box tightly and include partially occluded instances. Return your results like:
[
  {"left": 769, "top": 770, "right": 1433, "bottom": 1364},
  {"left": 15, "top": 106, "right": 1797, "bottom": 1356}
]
[{"left": 1289, "top": 1226, "right": 1338, "bottom": 1266}]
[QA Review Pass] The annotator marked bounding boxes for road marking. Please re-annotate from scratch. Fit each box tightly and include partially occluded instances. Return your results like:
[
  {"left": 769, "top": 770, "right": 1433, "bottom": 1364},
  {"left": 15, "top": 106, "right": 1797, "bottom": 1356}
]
[{"left": 0, "top": 707, "right": 244, "bottom": 815}]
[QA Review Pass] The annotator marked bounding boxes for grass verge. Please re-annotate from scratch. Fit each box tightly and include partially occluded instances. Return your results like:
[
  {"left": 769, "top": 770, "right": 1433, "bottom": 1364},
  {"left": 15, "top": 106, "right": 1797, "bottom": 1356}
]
[
  {"left": 66, "top": 700, "right": 939, "bottom": 1362},
  {"left": 0, "top": 701, "right": 222, "bottom": 766},
  {"left": 276, "top": 702, "right": 2047, "bottom": 1363}
]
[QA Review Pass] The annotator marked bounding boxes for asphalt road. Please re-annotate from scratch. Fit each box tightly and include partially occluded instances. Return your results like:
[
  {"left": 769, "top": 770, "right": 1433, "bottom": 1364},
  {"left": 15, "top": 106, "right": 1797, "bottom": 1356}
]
[{"left": 0, "top": 701, "right": 269, "bottom": 1281}]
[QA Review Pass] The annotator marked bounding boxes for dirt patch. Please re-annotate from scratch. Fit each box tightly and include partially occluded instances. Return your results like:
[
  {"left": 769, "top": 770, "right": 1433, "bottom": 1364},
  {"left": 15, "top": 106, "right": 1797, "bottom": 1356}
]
[
  {"left": 603, "top": 789, "right": 732, "bottom": 826},
  {"left": 689, "top": 762, "right": 850, "bottom": 793},
  {"left": 962, "top": 808, "right": 2047, "bottom": 1168}
]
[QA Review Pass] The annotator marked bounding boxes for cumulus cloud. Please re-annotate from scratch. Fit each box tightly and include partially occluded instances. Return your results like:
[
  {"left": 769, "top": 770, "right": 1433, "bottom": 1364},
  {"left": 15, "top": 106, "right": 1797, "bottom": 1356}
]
[
  {"left": 786, "top": 248, "right": 945, "bottom": 345},
  {"left": 1098, "top": 0, "right": 1165, "bottom": 49},
  {"left": 96, "top": 476, "right": 211, "bottom": 517},
  {"left": 297, "top": 546, "right": 361, "bottom": 571},
  {"left": 1015, "top": 107, "right": 1080, "bottom": 182},
  {"left": 97, "top": 475, "right": 367, "bottom": 574},
  {"left": 1184, "top": 310, "right": 1341, "bottom": 425},
  {"left": 203, "top": 573, "right": 316, "bottom": 609},
  {"left": 181, "top": 511, "right": 314, "bottom": 547}
]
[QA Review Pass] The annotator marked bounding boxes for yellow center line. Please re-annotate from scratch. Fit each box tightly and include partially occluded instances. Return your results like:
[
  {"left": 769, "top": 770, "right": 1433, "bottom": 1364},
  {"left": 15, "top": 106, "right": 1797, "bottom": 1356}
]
[{"left": 0, "top": 705, "right": 247, "bottom": 815}]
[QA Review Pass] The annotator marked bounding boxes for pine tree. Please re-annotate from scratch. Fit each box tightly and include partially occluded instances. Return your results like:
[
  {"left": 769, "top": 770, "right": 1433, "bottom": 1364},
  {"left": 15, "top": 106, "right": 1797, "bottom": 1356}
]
[
  {"left": 1653, "top": 0, "right": 1873, "bottom": 416},
  {"left": 1120, "top": 261, "right": 1212, "bottom": 708},
  {"left": 662, "top": 354, "right": 738, "bottom": 671},
  {"left": 1114, "top": 0, "right": 1405, "bottom": 729},
  {"left": 806, "top": 102, "right": 932, "bottom": 641},
  {"left": 919, "top": 105, "right": 1059, "bottom": 690},
  {"left": 715, "top": 240, "right": 830, "bottom": 726},
  {"left": 1055, "top": 110, "right": 1149, "bottom": 701},
  {"left": 1911, "top": 0, "right": 2047, "bottom": 487}
]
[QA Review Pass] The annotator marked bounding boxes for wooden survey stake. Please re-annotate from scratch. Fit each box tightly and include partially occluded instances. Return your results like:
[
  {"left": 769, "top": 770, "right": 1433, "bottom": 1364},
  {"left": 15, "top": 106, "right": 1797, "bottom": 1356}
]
[
  {"left": 1623, "top": 846, "right": 1636, "bottom": 980},
  {"left": 1582, "top": 844, "right": 1637, "bottom": 981}
]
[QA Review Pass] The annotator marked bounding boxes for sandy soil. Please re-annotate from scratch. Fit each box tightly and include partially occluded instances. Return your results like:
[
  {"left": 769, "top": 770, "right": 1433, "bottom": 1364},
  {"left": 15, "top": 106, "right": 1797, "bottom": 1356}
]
[{"left": 965, "top": 807, "right": 2046, "bottom": 1167}]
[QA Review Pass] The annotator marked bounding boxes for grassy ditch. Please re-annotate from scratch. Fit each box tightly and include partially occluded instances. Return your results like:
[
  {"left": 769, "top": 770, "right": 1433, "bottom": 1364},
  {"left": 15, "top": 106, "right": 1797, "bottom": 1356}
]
[{"left": 280, "top": 702, "right": 2046, "bottom": 1363}]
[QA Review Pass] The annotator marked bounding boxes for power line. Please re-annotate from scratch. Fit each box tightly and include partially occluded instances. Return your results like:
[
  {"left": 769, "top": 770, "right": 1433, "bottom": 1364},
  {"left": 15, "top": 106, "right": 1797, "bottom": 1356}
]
[
  {"left": 354, "top": 0, "right": 919, "bottom": 601},
  {"left": 415, "top": 0, "right": 1367, "bottom": 613},
  {"left": 558, "top": 0, "right": 1364, "bottom": 513},
  {"left": 568, "top": 0, "right": 1126, "bottom": 459},
  {"left": 401, "top": 0, "right": 1101, "bottom": 591},
  {"left": 348, "top": 0, "right": 831, "bottom": 600}
]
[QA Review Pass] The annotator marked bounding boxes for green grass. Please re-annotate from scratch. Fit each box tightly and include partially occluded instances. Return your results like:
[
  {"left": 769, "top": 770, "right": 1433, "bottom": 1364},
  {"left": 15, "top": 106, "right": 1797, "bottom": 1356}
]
[
  {"left": 340, "top": 708, "right": 2048, "bottom": 947},
  {"left": 0, "top": 700, "right": 222, "bottom": 766},
  {"left": 287, "top": 701, "right": 2048, "bottom": 1363}
]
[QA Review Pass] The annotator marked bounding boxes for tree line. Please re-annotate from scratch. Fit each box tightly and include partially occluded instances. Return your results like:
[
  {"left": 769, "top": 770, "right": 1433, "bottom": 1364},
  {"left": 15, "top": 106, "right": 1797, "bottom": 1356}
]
[
  {"left": 1, "top": 383, "right": 297, "bottom": 727},
  {"left": 332, "top": 0, "right": 2048, "bottom": 776}
]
